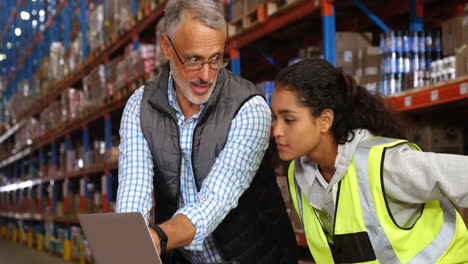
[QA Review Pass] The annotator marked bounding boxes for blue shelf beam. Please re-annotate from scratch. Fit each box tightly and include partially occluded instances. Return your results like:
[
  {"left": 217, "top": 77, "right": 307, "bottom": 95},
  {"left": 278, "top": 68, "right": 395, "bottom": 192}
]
[
  {"left": 63, "top": 1, "right": 72, "bottom": 51},
  {"left": 352, "top": 0, "right": 391, "bottom": 33},
  {"left": 252, "top": 45, "right": 282, "bottom": 71},
  {"left": 229, "top": 45, "right": 241, "bottom": 76},
  {"left": 83, "top": 126, "right": 90, "bottom": 154},
  {"left": 80, "top": 0, "right": 88, "bottom": 59},
  {"left": 132, "top": 0, "right": 138, "bottom": 16},
  {"left": 65, "top": 135, "right": 72, "bottom": 152},
  {"left": 51, "top": 142, "right": 57, "bottom": 174},
  {"left": 410, "top": 0, "right": 424, "bottom": 32},
  {"left": 321, "top": 0, "right": 336, "bottom": 66}
]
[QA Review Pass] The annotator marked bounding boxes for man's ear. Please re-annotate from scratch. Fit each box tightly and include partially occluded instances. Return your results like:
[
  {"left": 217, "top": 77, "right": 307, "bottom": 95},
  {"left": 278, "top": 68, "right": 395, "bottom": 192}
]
[
  {"left": 319, "top": 109, "right": 334, "bottom": 133},
  {"left": 160, "top": 34, "right": 171, "bottom": 60}
]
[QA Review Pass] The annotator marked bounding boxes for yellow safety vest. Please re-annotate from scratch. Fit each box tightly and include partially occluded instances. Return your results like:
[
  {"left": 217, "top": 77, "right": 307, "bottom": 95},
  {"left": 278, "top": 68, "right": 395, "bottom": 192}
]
[{"left": 288, "top": 137, "right": 468, "bottom": 263}]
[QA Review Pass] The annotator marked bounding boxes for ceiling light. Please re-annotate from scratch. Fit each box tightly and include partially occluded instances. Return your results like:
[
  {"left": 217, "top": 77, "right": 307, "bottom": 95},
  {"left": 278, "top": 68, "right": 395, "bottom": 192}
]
[
  {"left": 14, "top": 28, "right": 22, "bottom": 36},
  {"left": 21, "top": 11, "right": 30, "bottom": 20}
]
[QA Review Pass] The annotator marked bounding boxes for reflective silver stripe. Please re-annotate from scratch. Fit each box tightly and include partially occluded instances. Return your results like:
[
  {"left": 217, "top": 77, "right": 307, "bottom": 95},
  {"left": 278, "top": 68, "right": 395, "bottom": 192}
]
[
  {"left": 355, "top": 137, "right": 401, "bottom": 263},
  {"left": 294, "top": 177, "right": 304, "bottom": 220},
  {"left": 356, "top": 137, "right": 457, "bottom": 263},
  {"left": 407, "top": 199, "right": 456, "bottom": 263}
]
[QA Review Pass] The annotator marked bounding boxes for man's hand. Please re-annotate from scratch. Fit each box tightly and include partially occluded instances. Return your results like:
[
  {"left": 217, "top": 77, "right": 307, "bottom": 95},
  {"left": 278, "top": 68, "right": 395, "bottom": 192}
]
[{"left": 148, "top": 227, "right": 161, "bottom": 255}]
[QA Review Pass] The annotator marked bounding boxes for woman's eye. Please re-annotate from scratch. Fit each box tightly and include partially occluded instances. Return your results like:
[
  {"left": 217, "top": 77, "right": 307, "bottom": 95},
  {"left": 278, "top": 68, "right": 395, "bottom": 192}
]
[{"left": 285, "top": 119, "right": 295, "bottom": 124}]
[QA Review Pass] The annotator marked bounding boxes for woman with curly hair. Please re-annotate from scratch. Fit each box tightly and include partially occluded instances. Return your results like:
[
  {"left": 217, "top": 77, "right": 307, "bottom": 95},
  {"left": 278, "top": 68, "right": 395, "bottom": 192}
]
[{"left": 270, "top": 58, "right": 468, "bottom": 263}]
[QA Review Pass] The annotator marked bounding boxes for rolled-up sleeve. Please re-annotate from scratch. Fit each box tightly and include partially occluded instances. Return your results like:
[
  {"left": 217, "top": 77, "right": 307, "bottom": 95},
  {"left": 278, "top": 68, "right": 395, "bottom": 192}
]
[{"left": 116, "top": 86, "right": 154, "bottom": 223}]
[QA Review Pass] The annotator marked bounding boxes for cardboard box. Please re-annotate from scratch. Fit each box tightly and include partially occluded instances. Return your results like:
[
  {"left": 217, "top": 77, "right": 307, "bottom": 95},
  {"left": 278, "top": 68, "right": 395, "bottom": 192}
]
[
  {"left": 407, "top": 124, "right": 464, "bottom": 154},
  {"left": 335, "top": 32, "right": 372, "bottom": 70},
  {"left": 245, "top": 0, "right": 265, "bottom": 13},
  {"left": 336, "top": 32, "right": 372, "bottom": 51},
  {"left": 231, "top": 0, "right": 244, "bottom": 21},
  {"left": 463, "top": 15, "right": 468, "bottom": 46},
  {"left": 442, "top": 15, "right": 468, "bottom": 56},
  {"left": 455, "top": 44, "right": 468, "bottom": 77}
]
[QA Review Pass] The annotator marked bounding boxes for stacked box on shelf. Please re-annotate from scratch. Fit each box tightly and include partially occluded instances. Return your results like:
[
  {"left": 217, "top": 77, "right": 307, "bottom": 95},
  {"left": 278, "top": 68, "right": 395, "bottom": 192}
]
[
  {"left": 15, "top": 118, "right": 40, "bottom": 151},
  {"left": 106, "top": 56, "right": 124, "bottom": 99},
  {"left": 83, "top": 65, "right": 106, "bottom": 110},
  {"left": 455, "top": 44, "right": 468, "bottom": 77},
  {"left": 32, "top": 71, "right": 42, "bottom": 102},
  {"left": 61, "top": 88, "right": 85, "bottom": 123},
  {"left": 49, "top": 42, "right": 65, "bottom": 82},
  {"left": 356, "top": 46, "right": 381, "bottom": 94},
  {"left": 85, "top": 181, "right": 102, "bottom": 214},
  {"left": 104, "top": 0, "right": 117, "bottom": 38},
  {"left": 334, "top": 32, "right": 372, "bottom": 75},
  {"left": 231, "top": 0, "right": 245, "bottom": 21},
  {"left": 442, "top": 15, "right": 468, "bottom": 57},
  {"left": 39, "top": 101, "right": 63, "bottom": 136},
  {"left": 128, "top": 44, "right": 156, "bottom": 82},
  {"left": 39, "top": 57, "right": 52, "bottom": 96},
  {"left": 117, "top": 0, "right": 133, "bottom": 32},
  {"left": 9, "top": 80, "right": 31, "bottom": 120},
  {"left": 87, "top": 4, "right": 105, "bottom": 54},
  {"left": 93, "top": 140, "right": 106, "bottom": 165},
  {"left": 114, "top": 57, "right": 130, "bottom": 97},
  {"left": 406, "top": 123, "right": 464, "bottom": 154},
  {"left": 67, "top": 34, "right": 83, "bottom": 75}
]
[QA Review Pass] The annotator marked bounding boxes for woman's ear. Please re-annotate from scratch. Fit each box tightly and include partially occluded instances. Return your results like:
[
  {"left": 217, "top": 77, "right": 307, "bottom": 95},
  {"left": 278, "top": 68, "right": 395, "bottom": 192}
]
[{"left": 319, "top": 109, "right": 334, "bottom": 133}]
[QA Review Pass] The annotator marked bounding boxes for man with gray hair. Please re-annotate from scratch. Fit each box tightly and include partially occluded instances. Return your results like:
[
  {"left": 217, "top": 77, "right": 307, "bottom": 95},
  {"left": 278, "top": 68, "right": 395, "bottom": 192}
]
[{"left": 116, "top": 0, "right": 298, "bottom": 263}]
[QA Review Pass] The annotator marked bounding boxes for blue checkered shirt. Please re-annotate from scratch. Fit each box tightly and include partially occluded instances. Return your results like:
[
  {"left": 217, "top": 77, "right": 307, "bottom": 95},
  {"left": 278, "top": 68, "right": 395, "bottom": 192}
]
[{"left": 116, "top": 74, "right": 271, "bottom": 263}]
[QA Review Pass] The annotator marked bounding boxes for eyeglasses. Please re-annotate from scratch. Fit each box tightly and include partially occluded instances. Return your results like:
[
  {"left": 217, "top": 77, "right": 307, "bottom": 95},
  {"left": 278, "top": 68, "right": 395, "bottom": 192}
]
[{"left": 167, "top": 36, "right": 230, "bottom": 71}]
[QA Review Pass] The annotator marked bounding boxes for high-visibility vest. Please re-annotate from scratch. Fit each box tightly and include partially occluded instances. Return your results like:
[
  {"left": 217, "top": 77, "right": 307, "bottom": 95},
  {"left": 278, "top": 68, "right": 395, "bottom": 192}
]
[{"left": 288, "top": 137, "right": 468, "bottom": 263}]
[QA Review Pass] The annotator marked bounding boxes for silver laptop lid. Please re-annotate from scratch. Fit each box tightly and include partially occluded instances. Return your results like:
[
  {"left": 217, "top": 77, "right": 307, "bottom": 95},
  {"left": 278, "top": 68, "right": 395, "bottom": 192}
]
[{"left": 79, "top": 212, "right": 162, "bottom": 264}]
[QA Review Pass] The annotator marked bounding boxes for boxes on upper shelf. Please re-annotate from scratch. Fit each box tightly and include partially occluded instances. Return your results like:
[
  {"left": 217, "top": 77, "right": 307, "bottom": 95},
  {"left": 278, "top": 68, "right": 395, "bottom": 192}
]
[
  {"left": 83, "top": 65, "right": 106, "bottom": 109},
  {"left": 441, "top": 15, "right": 468, "bottom": 57},
  {"left": 87, "top": 4, "right": 105, "bottom": 54},
  {"left": 455, "top": 44, "right": 468, "bottom": 77},
  {"left": 407, "top": 124, "right": 465, "bottom": 155},
  {"left": 49, "top": 42, "right": 65, "bottom": 82},
  {"left": 61, "top": 88, "right": 85, "bottom": 123}
]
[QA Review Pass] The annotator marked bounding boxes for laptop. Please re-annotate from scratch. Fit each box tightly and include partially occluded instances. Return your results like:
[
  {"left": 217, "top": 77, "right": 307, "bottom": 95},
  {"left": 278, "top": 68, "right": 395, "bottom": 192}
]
[{"left": 78, "top": 212, "right": 162, "bottom": 264}]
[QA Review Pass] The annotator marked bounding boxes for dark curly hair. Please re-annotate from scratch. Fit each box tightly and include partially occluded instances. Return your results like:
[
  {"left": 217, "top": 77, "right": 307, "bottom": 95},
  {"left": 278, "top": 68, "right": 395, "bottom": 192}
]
[{"left": 274, "top": 58, "right": 404, "bottom": 144}]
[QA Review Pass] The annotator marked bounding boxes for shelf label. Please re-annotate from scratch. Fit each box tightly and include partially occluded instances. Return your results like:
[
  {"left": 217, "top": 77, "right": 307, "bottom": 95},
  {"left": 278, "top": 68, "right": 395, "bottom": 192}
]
[
  {"left": 460, "top": 83, "right": 468, "bottom": 95},
  {"left": 431, "top": 90, "right": 439, "bottom": 101},
  {"left": 404, "top": 96, "right": 412, "bottom": 107}
]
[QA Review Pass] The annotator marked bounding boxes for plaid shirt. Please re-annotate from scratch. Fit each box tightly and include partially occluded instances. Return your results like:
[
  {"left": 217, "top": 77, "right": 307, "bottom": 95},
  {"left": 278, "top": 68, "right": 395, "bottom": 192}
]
[{"left": 116, "top": 75, "right": 271, "bottom": 263}]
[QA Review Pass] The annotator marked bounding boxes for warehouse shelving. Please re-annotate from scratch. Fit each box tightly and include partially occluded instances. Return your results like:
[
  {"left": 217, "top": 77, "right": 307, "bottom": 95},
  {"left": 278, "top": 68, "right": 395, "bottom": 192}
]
[
  {"left": 386, "top": 75, "right": 468, "bottom": 111},
  {"left": 0, "top": 0, "right": 467, "bottom": 262}
]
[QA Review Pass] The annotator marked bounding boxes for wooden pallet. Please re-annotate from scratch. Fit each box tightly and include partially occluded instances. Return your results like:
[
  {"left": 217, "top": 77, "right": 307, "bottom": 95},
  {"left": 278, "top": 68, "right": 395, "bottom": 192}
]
[
  {"left": 266, "top": 0, "right": 305, "bottom": 16},
  {"left": 228, "top": 5, "right": 268, "bottom": 37}
]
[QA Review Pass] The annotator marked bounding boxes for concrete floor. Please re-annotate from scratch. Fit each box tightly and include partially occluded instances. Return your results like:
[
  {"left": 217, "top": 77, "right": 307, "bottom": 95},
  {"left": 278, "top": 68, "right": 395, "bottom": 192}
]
[{"left": 0, "top": 238, "right": 73, "bottom": 264}]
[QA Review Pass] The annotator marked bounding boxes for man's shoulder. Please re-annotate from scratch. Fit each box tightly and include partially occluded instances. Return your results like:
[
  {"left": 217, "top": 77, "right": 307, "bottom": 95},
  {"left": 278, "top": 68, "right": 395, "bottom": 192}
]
[{"left": 126, "top": 85, "right": 146, "bottom": 108}]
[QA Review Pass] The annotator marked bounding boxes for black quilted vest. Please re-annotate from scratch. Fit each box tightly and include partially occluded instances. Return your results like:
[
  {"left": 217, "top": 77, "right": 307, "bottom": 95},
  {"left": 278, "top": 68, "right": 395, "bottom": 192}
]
[{"left": 140, "top": 64, "right": 298, "bottom": 263}]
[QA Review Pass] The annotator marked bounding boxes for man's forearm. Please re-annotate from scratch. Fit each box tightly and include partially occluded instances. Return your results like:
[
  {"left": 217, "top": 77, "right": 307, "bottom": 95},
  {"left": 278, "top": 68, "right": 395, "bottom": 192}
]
[{"left": 159, "top": 214, "right": 196, "bottom": 250}]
